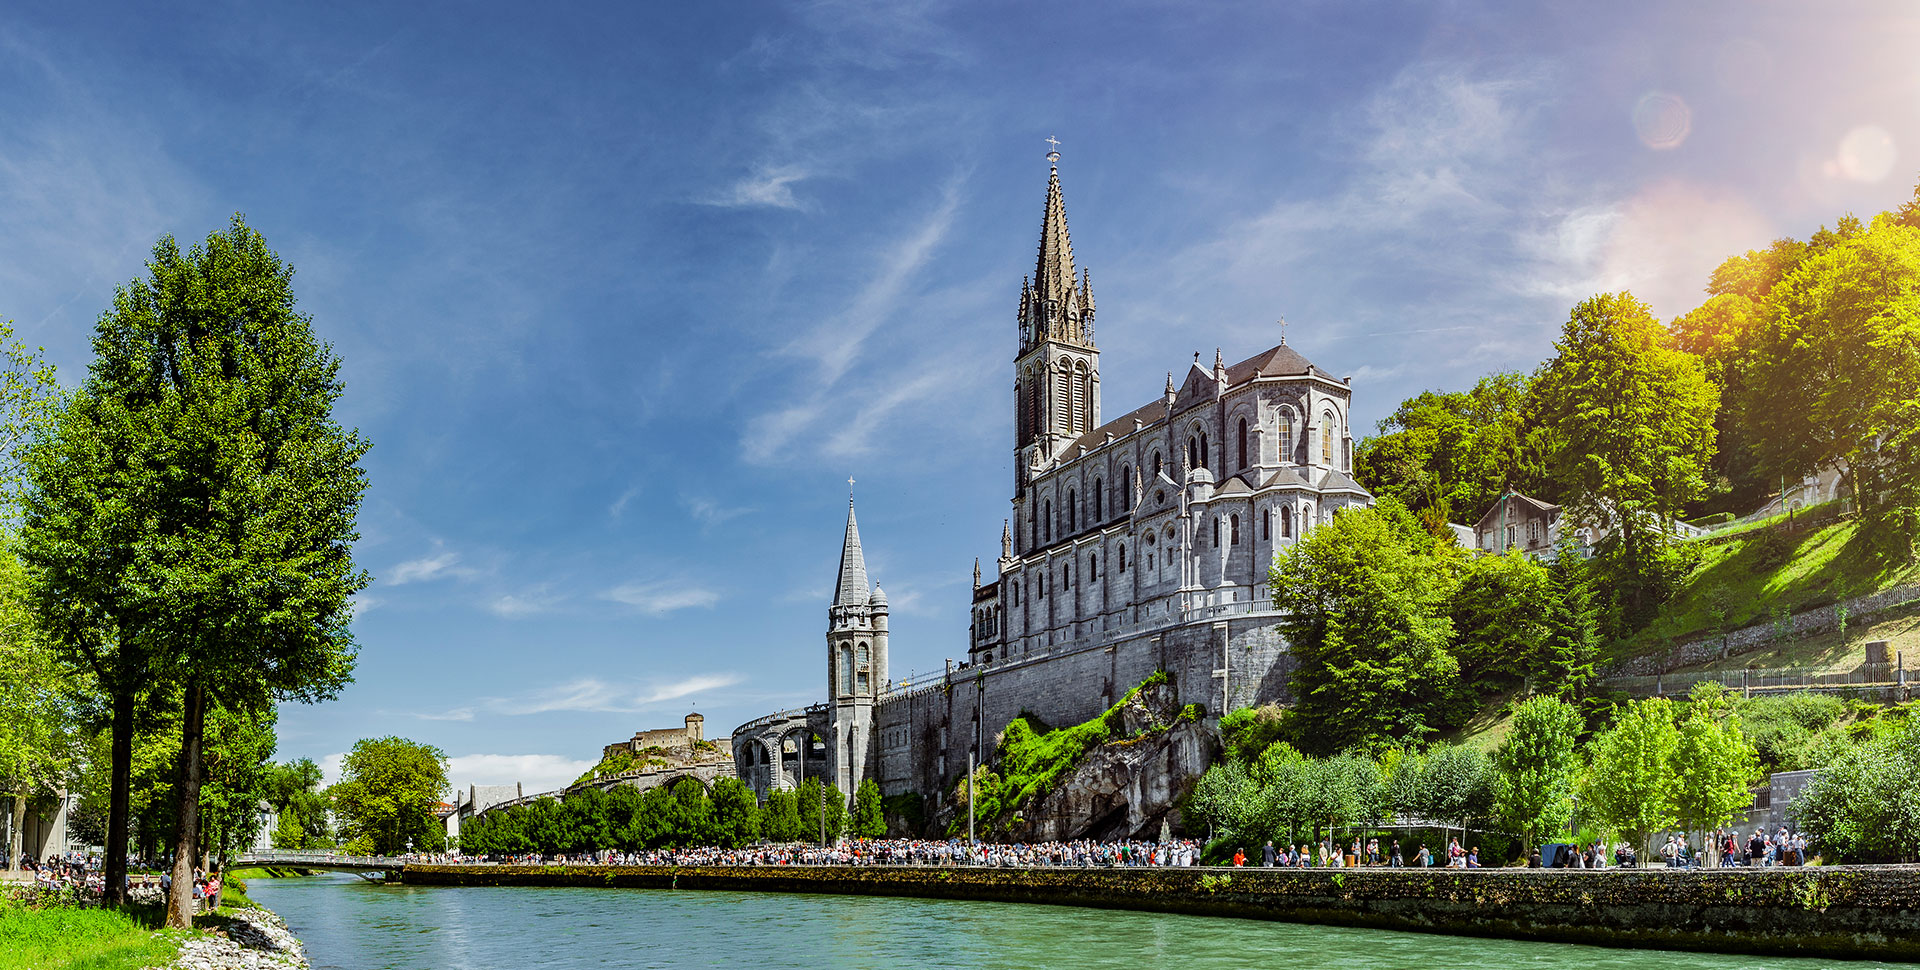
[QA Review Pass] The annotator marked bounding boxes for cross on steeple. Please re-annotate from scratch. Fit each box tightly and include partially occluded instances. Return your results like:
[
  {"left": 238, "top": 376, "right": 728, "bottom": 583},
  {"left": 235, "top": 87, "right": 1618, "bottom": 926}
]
[
  {"left": 1278, "top": 314, "right": 1287, "bottom": 345},
  {"left": 1045, "top": 134, "right": 1061, "bottom": 165},
  {"left": 847, "top": 475, "right": 856, "bottom": 504}
]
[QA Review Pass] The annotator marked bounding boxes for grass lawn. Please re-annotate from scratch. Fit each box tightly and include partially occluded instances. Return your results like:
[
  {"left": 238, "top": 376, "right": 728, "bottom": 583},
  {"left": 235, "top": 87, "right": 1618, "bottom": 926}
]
[
  {"left": 1606, "top": 520, "right": 1920, "bottom": 664},
  {"left": 0, "top": 904, "right": 179, "bottom": 970}
]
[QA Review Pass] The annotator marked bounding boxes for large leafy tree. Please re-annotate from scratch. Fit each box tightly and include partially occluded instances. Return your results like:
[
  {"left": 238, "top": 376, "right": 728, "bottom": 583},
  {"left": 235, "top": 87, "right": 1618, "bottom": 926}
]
[
  {"left": 1271, "top": 499, "right": 1461, "bottom": 753},
  {"left": 0, "top": 548, "right": 79, "bottom": 872},
  {"left": 1353, "top": 373, "right": 1542, "bottom": 529},
  {"left": 1580, "top": 697, "right": 1680, "bottom": 857},
  {"left": 850, "top": 778, "right": 885, "bottom": 839},
  {"left": 329, "top": 736, "right": 449, "bottom": 856},
  {"left": 20, "top": 217, "right": 369, "bottom": 924},
  {"left": 1744, "top": 220, "right": 1920, "bottom": 558},
  {"left": 266, "top": 758, "right": 332, "bottom": 850},
  {"left": 1448, "top": 551, "right": 1553, "bottom": 694},
  {"left": 1794, "top": 717, "right": 1920, "bottom": 863},
  {"left": 1530, "top": 292, "right": 1719, "bottom": 627},
  {"left": 1492, "top": 695, "right": 1582, "bottom": 849},
  {"left": 1671, "top": 684, "right": 1760, "bottom": 849}
]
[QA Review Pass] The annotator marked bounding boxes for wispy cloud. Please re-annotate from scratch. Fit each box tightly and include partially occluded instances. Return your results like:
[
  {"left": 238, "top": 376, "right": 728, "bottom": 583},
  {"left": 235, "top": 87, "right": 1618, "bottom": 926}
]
[
  {"left": 683, "top": 495, "right": 752, "bottom": 526},
  {"left": 702, "top": 165, "right": 811, "bottom": 210},
  {"left": 407, "top": 706, "right": 475, "bottom": 722},
  {"left": 447, "top": 753, "right": 597, "bottom": 796},
  {"left": 603, "top": 580, "right": 721, "bottom": 614},
  {"left": 608, "top": 484, "right": 641, "bottom": 518},
  {"left": 386, "top": 549, "right": 476, "bottom": 585},
  {"left": 488, "top": 586, "right": 562, "bottom": 618},
  {"left": 491, "top": 674, "right": 742, "bottom": 715}
]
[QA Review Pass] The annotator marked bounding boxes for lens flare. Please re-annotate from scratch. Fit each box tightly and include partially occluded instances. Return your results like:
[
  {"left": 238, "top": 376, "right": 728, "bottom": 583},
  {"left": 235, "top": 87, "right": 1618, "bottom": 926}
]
[
  {"left": 1836, "top": 126, "right": 1897, "bottom": 182},
  {"left": 1633, "top": 92, "right": 1692, "bottom": 150}
]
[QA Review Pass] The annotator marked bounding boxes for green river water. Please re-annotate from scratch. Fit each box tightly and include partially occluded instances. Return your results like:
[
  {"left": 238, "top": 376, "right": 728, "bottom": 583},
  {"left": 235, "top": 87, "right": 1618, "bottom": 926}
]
[{"left": 245, "top": 872, "right": 1886, "bottom": 970}]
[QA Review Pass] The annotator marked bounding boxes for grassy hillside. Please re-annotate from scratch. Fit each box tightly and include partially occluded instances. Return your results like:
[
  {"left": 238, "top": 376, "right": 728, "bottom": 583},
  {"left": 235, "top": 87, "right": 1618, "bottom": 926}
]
[{"left": 1606, "top": 520, "right": 1919, "bottom": 663}]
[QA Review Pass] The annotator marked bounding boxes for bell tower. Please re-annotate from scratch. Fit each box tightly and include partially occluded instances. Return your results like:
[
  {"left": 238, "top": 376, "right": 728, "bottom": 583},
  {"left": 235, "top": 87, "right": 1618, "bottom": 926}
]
[
  {"left": 1013, "top": 144, "right": 1100, "bottom": 497},
  {"left": 825, "top": 490, "right": 886, "bottom": 804}
]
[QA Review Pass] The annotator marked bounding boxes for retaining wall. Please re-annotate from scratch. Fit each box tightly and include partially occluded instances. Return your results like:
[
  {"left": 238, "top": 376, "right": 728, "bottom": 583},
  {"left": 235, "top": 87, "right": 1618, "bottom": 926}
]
[
  {"left": 400, "top": 863, "right": 1920, "bottom": 961},
  {"left": 1605, "top": 583, "right": 1920, "bottom": 678}
]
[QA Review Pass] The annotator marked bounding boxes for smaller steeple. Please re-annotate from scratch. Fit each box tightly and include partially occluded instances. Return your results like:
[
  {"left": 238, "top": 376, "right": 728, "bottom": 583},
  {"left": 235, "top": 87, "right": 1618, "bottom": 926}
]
[
  {"left": 1164, "top": 372, "right": 1176, "bottom": 405},
  {"left": 834, "top": 496, "right": 869, "bottom": 608},
  {"left": 973, "top": 558, "right": 982, "bottom": 589},
  {"left": 1000, "top": 519, "right": 1013, "bottom": 559}
]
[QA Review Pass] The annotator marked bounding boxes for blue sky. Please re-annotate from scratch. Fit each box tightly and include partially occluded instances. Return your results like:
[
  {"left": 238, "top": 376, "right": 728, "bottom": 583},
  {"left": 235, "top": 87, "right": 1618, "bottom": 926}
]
[{"left": 3, "top": 1, "right": 1917, "bottom": 794}]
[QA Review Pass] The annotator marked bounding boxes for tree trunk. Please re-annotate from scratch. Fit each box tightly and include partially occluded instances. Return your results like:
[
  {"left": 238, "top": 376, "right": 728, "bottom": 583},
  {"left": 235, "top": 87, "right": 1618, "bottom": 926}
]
[
  {"left": 165, "top": 681, "right": 207, "bottom": 929},
  {"left": 7, "top": 792, "right": 24, "bottom": 872},
  {"left": 102, "top": 688, "right": 134, "bottom": 906}
]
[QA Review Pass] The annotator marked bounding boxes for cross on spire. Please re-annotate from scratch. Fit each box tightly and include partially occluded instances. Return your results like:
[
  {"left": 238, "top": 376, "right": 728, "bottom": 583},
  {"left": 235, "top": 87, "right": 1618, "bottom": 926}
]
[
  {"left": 1277, "top": 314, "right": 1287, "bottom": 345},
  {"left": 1045, "top": 134, "right": 1061, "bottom": 165},
  {"left": 847, "top": 475, "right": 856, "bottom": 504}
]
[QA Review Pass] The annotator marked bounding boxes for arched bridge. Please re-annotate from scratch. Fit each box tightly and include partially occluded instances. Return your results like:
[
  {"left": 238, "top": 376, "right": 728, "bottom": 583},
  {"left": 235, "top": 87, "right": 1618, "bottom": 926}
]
[{"left": 232, "top": 850, "right": 412, "bottom": 873}]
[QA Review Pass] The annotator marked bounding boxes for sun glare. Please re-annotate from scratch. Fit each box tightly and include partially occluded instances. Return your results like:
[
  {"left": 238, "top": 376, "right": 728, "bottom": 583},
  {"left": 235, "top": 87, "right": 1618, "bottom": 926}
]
[{"left": 1632, "top": 92, "right": 1692, "bottom": 151}]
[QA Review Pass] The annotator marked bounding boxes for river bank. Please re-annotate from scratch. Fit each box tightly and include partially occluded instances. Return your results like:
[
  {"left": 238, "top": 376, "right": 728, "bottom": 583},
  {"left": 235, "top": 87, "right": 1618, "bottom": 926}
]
[
  {"left": 0, "top": 883, "right": 308, "bottom": 970},
  {"left": 400, "top": 863, "right": 1920, "bottom": 961}
]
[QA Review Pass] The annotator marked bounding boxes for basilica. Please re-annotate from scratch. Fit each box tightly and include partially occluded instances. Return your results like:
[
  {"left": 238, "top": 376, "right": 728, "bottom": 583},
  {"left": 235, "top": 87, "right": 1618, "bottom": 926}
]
[{"left": 732, "top": 158, "right": 1374, "bottom": 815}]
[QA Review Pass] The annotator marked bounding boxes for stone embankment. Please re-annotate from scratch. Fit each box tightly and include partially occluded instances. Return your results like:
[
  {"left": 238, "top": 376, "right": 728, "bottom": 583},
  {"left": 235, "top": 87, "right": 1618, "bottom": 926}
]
[
  {"left": 401, "top": 863, "right": 1920, "bottom": 961},
  {"left": 170, "top": 907, "right": 309, "bottom": 970}
]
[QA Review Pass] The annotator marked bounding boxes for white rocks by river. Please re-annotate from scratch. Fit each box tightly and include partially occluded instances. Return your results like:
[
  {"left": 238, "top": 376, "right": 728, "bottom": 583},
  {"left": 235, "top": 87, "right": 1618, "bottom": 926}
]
[{"left": 163, "top": 906, "right": 309, "bottom": 970}]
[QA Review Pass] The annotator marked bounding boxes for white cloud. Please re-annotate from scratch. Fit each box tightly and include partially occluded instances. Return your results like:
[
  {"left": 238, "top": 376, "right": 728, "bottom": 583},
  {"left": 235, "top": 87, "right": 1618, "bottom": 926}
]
[
  {"left": 447, "top": 754, "right": 598, "bottom": 797},
  {"left": 683, "top": 495, "right": 753, "bottom": 526},
  {"left": 608, "top": 484, "right": 641, "bottom": 518},
  {"left": 347, "top": 593, "right": 382, "bottom": 616},
  {"left": 702, "top": 165, "right": 811, "bottom": 210},
  {"left": 603, "top": 580, "right": 721, "bottom": 614},
  {"left": 409, "top": 706, "right": 475, "bottom": 722},
  {"left": 487, "top": 586, "right": 561, "bottom": 618},
  {"left": 317, "top": 752, "right": 345, "bottom": 788},
  {"left": 386, "top": 550, "right": 471, "bottom": 586},
  {"left": 490, "top": 674, "right": 742, "bottom": 715}
]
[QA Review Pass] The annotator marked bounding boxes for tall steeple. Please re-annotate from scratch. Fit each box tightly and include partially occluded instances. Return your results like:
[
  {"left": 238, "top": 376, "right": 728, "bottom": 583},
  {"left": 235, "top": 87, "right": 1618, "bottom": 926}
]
[
  {"left": 834, "top": 498, "right": 869, "bottom": 607},
  {"left": 1013, "top": 142, "right": 1102, "bottom": 488}
]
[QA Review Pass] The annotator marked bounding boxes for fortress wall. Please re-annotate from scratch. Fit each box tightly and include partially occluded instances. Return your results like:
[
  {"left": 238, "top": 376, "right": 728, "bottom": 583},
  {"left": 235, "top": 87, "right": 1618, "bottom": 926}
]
[{"left": 875, "top": 614, "right": 1293, "bottom": 803}]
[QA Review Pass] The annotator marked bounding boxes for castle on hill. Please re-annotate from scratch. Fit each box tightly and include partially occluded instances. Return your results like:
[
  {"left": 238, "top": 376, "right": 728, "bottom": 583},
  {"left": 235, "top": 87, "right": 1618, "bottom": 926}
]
[{"left": 730, "top": 157, "right": 1374, "bottom": 827}]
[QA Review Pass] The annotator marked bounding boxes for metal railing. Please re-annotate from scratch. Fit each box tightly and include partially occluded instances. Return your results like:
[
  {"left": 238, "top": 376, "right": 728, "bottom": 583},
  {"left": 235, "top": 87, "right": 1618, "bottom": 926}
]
[
  {"left": 1603, "top": 663, "right": 1908, "bottom": 698},
  {"left": 235, "top": 850, "right": 411, "bottom": 868}
]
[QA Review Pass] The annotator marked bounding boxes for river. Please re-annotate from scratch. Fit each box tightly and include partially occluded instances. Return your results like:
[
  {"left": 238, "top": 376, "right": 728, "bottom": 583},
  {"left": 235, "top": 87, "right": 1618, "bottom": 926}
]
[{"left": 246, "top": 872, "right": 1885, "bottom": 970}]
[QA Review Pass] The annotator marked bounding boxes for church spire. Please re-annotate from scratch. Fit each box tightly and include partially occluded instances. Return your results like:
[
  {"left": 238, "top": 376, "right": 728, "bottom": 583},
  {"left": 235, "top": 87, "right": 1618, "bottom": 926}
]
[
  {"left": 834, "top": 497, "right": 869, "bottom": 608},
  {"left": 1025, "top": 151, "right": 1094, "bottom": 347}
]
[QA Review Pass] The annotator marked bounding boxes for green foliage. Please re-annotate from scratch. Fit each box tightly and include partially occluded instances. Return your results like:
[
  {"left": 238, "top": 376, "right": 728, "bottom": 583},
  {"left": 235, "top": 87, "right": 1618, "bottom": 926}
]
[
  {"left": 1671, "top": 684, "right": 1761, "bottom": 836},
  {"left": 0, "top": 548, "right": 81, "bottom": 871},
  {"left": 328, "top": 736, "right": 448, "bottom": 855},
  {"left": 1353, "top": 372, "right": 1545, "bottom": 525},
  {"left": 1794, "top": 717, "right": 1920, "bottom": 863},
  {"left": 1492, "top": 695, "right": 1582, "bottom": 847},
  {"left": 710, "top": 777, "right": 762, "bottom": 847},
  {"left": 794, "top": 777, "right": 846, "bottom": 843},
  {"left": 1272, "top": 499, "right": 1463, "bottom": 752},
  {"left": 1218, "top": 705, "right": 1286, "bottom": 765},
  {"left": 851, "top": 778, "right": 885, "bottom": 838},
  {"left": 1449, "top": 551, "right": 1554, "bottom": 694},
  {"left": 1532, "top": 291, "right": 1720, "bottom": 630},
  {"left": 1580, "top": 697, "right": 1680, "bottom": 853},
  {"left": 265, "top": 758, "right": 332, "bottom": 850},
  {"left": 575, "top": 751, "right": 636, "bottom": 786},
  {"left": 760, "top": 788, "right": 804, "bottom": 843}
]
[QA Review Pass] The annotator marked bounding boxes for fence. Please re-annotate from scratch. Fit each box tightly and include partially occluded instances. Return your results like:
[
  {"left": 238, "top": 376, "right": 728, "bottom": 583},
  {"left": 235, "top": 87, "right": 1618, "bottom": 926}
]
[{"left": 1603, "top": 662, "right": 1909, "bottom": 699}]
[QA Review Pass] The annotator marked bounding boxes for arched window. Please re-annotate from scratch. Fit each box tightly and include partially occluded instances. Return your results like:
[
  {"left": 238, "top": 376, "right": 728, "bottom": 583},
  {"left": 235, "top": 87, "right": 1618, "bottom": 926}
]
[
  {"left": 1120, "top": 466, "right": 1132, "bottom": 502},
  {"left": 840, "top": 645, "right": 853, "bottom": 696},
  {"left": 1030, "top": 380, "right": 1042, "bottom": 440},
  {"left": 1073, "top": 364, "right": 1089, "bottom": 431},
  {"left": 1062, "top": 564, "right": 1070, "bottom": 591},
  {"left": 1118, "top": 545, "right": 1127, "bottom": 572},
  {"left": 1187, "top": 436, "right": 1199, "bottom": 471},
  {"left": 1262, "top": 509, "right": 1271, "bottom": 541},
  {"left": 1322, "top": 410, "right": 1336, "bottom": 464},
  {"left": 1200, "top": 432, "right": 1209, "bottom": 469},
  {"left": 1089, "top": 553, "right": 1098, "bottom": 581},
  {"left": 857, "top": 643, "right": 870, "bottom": 693},
  {"left": 1237, "top": 419, "right": 1248, "bottom": 469},
  {"left": 1212, "top": 517, "right": 1221, "bottom": 547},
  {"left": 1093, "top": 479, "right": 1103, "bottom": 521},
  {"left": 1044, "top": 500, "right": 1052, "bottom": 541},
  {"left": 1231, "top": 514, "right": 1241, "bottom": 545},
  {"left": 1056, "top": 367, "right": 1071, "bottom": 432},
  {"left": 1015, "top": 381, "right": 1024, "bottom": 441},
  {"left": 1280, "top": 410, "right": 1294, "bottom": 463},
  {"left": 1281, "top": 506, "right": 1292, "bottom": 538},
  {"left": 1067, "top": 489, "right": 1077, "bottom": 531},
  {"left": 1151, "top": 452, "right": 1162, "bottom": 479}
]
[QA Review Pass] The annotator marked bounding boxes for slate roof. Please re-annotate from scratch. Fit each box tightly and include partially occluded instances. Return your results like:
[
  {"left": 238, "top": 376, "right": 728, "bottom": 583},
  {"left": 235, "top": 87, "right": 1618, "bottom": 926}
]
[{"left": 1057, "top": 342, "right": 1334, "bottom": 459}]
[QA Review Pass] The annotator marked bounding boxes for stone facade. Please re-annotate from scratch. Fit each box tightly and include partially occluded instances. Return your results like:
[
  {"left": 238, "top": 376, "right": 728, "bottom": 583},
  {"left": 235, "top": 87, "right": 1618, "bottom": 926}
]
[{"left": 602, "top": 712, "right": 707, "bottom": 761}]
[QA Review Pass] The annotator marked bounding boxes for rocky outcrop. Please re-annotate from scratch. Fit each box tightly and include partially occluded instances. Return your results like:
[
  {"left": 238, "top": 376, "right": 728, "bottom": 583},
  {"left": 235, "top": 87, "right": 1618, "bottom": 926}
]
[
  {"left": 1009, "top": 682, "right": 1215, "bottom": 842},
  {"left": 168, "top": 907, "right": 309, "bottom": 970}
]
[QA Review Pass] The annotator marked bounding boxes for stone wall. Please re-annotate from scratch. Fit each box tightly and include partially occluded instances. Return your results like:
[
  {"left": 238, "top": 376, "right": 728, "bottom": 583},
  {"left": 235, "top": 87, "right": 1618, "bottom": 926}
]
[
  {"left": 874, "top": 612, "right": 1291, "bottom": 805},
  {"left": 1604, "top": 583, "right": 1920, "bottom": 678},
  {"left": 401, "top": 864, "right": 1920, "bottom": 961}
]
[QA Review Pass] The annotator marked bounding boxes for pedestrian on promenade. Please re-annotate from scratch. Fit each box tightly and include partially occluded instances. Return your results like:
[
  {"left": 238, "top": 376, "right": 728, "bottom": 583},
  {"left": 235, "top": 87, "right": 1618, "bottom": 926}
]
[
  {"left": 1263, "top": 841, "right": 1275, "bottom": 867},
  {"left": 1232, "top": 848, "right": 1246, "bottom": 867}
]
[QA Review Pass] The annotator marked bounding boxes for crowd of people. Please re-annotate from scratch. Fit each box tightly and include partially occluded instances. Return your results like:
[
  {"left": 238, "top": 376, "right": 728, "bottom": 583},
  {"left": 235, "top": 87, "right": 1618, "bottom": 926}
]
[
  {"left": 9, "top": 852, "right": 226, "bottom": 911},
  {"left": 471, "top": 838, "right": 1207, "bottom": 868}
]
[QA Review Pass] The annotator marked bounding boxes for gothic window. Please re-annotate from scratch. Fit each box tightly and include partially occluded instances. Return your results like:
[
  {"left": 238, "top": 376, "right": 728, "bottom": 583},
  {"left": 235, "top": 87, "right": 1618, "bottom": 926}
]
[
  {"left": 1151, "top": 452, "right": 1162, "bottom": 479},
  {"left": 1187, "top": 436, "right": 1198, "bottom": 471},
  {"left": 1073, "top": 364, "right": 1089, "bottom": 431},
  {"left": 1237, "top": 418, "right": 1248, "bottom": 469},
  {"left": 1057, "top": 367, "right": 1071, "bottom": 432},
  {"left": 1262, "top": 509, "right": 1271, "bottom": 541},
  {"left": 1015, "top": 382, "right": 1024, "bottom": 441},
  {"left": 1281, "top": 505, "right": 1292, "bottom": 538},
  {"left": 1231, "top": 514, "right": 1241, "bottom": 545},
  {"left": 1201, "top": 432, "right": 1209, "bottom": 469},
  {"left": 1067, "top": 489, "right": 1076, "bottom": 531},
  {"left": 1213, "top": 517, "right": 1221, "bottom": 547},
  {"left": 1030, "top": 380, "right": 1042, "bottom": 440},
  {"left": 1118, "top": 545, "right": 1127, "bottom": 571},
  {"left": 1089, "top": 553, "right": 1098, "bottom": 581},
  {"left": 1147, "top": 553, "right": 1154, "bottom": 571},
  {"left": 1322, "top": 410, "right": 1336, "bottom": 464},
  {"left": 1093, "top": 479, "right": 1103, "bottom": 521},
  {"left": 840, "top": 645, "right": 853, "bottom": 696},
  {"left": 1044, "top": 500, "right": 1052, "bottom": 542},
  {"left": 1062, "top": 565, "right": 1070, "bottom": 591},
  {"left": 1279, "top": 410, "right": 1294, "bottom": 462},
  {"left": 1120, "top": 466, "right": 1132, "bottom": 503}
]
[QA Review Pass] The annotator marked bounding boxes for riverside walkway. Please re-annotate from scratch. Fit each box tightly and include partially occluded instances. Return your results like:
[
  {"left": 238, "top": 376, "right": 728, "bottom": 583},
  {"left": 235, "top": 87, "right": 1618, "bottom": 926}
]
[{"left": 233, "top": 850, "right": 416, "bottom": 872}]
